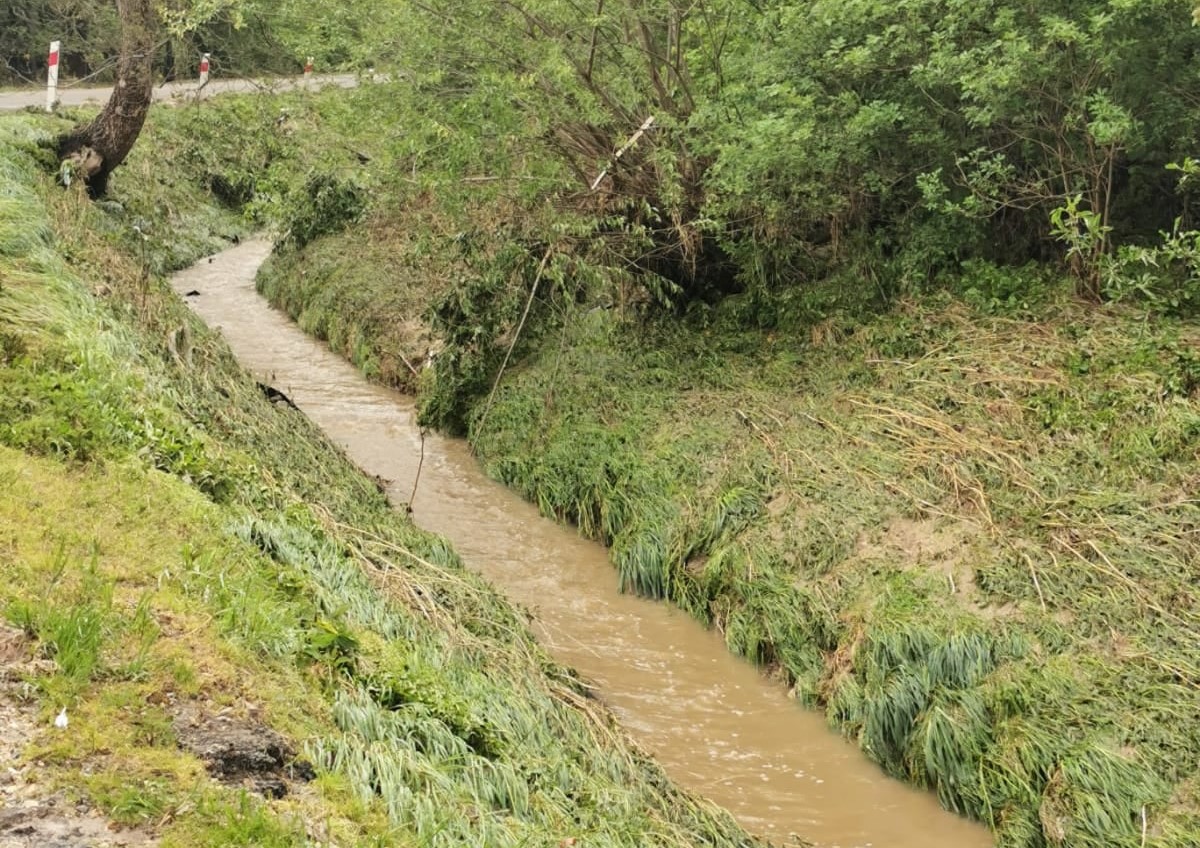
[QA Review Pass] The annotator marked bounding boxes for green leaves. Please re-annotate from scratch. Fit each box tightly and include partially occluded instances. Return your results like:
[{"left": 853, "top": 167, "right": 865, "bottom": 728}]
[
  {"left": 1085, "top": 90, "right": 1137, "bottom": 148},
  {"left": 159, "top": 0, "right": 247, "bottom": 38},
  {"left": 692, "top": 0, "right": 1200, "bottom": 298},
  {"left": 279, "top": 172, "right": 366, "bottom": 249}
]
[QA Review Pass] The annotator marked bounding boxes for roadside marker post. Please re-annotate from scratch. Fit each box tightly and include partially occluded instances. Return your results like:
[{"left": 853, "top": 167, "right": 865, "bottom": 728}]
[
  {"left": 198, "top": 53, "right": 211, "bottom": 89},
  {"left": 304, "top": 57, "right": 314, "bottom": 76},
  {"left": 46, "top": 41, "right": 60, "bottom": 113}
]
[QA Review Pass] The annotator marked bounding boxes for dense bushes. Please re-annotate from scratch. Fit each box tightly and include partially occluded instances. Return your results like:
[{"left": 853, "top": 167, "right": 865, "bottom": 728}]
[
  {"left": 0, "top": 0, "right": 321, "bottom": 85},
  {"left": 280, "top": 173, "right": 366, "bottom": 248},
  {"left": 169, "top": 2, "right": 1200, "bottom": 428},
  {"left": 15, "top": 1, "right": 1200, "bottom": 314},
  {"left": 351, "top": 0, "right": 1200, "bottom": 314},
  {"left": 694, "top": 0, "right": 1200, "bottom": 300}
]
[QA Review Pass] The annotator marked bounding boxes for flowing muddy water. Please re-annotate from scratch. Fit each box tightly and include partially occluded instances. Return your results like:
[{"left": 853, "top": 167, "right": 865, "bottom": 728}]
[{"left": 173, "top": 240, "right": 991, "bottom": 848}]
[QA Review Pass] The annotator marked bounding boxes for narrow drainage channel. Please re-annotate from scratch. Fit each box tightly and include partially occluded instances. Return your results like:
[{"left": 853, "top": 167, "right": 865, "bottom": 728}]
[{"left": 173, "top": 239, "right": 993, "bottom": 848}]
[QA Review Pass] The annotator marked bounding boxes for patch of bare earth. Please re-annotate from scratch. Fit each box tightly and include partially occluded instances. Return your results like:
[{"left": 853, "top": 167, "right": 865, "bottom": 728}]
[
  {"left": 171, "top": 702, "right": 314, "bottom": 799},
  {"left": 0, "top": 625, "right": 154, "bottom": 848}
]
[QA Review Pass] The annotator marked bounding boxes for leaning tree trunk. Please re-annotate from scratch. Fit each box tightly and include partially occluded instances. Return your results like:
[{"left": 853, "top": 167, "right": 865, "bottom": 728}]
[{"left": 57, "top": 0, "right": 158, "bottom": 197}]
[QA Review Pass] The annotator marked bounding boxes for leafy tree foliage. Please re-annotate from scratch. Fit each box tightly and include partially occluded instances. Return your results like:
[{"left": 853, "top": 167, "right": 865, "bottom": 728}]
[
  {"left": 695, "top": 0, "right": 1200, "bottom": 300},
  {"left": 1, "top": 0, "right": 315, "bottom": 84},
  {"left": 1, "top": 1, "right": 120, "bottom": 81},
  {"left": 354, "top": 0, "right": 1200, "bottom": 311},
  {"left": 13, "top": 0, "right": 1200, "bottom": 301}
]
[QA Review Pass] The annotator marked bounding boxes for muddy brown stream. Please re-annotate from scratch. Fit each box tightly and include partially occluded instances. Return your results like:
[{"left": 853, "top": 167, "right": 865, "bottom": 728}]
[{"left": 173, "top": 240, "right": 992, "bottom": 848}]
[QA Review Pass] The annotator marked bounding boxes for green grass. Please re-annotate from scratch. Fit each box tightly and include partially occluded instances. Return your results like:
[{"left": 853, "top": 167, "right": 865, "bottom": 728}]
[
  {"left": 31, "top": 75, "right": 1200, "bottom": 846},
  {"left": 245, "top": 114, "right": 1200, "bottom": 843},
  {"left": 460, "top": 292, "right": 1200, "bottom": 847},
  {"left": 0, "top": 106, "right": 761, "bottom": 847}
]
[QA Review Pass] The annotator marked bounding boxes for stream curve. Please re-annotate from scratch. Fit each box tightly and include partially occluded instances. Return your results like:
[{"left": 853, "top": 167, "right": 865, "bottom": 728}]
[{"left": 173, "top": 239, "right": 992, "bottom": 848}]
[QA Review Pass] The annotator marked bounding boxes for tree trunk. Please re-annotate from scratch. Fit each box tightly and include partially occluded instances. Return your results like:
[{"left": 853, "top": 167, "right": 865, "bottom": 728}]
[{"left": 57, "top": 0, "right": 158, "bottom": 197}]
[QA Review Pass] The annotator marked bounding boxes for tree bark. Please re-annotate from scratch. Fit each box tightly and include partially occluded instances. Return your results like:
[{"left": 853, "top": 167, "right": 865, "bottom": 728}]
[{"left": 57, "top": 0, "right": 158, "bottom": 197}]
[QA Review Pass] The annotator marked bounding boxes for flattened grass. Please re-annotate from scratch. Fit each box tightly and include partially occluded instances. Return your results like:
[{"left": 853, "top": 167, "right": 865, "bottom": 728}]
[{"left": 463, "top": 293, "right": 1200, "bottom": 846}]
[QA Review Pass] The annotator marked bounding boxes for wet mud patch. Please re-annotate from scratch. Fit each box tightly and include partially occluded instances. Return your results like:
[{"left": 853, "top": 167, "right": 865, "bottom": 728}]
[
  {"left": 171, "top": 704, "right": 313, "bottom": 799},
  {"left": 855, "top": 517, "right": 979, "bottom": 599}
]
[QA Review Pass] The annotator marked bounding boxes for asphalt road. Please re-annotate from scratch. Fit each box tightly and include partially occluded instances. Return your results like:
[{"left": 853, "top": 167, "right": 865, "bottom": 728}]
[{"left": 0, "top": 73, "right": 359, "bottom": 113}]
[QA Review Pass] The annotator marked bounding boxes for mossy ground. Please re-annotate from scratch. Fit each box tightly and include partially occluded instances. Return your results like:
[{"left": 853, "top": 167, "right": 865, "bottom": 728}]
[{"left": 0, "top": 102, "right": 760, "bottom": 847}]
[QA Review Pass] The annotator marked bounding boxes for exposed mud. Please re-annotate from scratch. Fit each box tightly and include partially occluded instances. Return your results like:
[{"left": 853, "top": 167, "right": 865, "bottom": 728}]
[
  {"left": 856, "top": 516, "right": 975, "bottom": 594},
  {"left": 172, "top": 703, "right": 313, "bottom": 799}
]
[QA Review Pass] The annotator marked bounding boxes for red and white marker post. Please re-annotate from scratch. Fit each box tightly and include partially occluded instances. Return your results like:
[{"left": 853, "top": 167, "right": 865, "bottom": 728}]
[
  {"left": 303, "top": 57, "right": 314, "bottom": 76},
  {"left": 198, "top": 53, "right": 211, "bottom": 88},
  {"left": 46, "top": 40, "right": 61, "bottom": 113}
]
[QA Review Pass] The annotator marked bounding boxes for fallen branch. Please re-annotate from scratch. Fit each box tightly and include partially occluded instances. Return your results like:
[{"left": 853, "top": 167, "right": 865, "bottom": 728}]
[
  {"left": 477, "top": 248, "right": 553, "bottom": 433},
  {"left": 591, "top": 115, "right": 656, "bottom": 191}
]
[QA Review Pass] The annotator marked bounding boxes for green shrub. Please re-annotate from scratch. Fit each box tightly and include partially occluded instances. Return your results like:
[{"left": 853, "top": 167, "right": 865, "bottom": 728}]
[{"left": 281, "top": 173, "right": 366, "bottom": 249}]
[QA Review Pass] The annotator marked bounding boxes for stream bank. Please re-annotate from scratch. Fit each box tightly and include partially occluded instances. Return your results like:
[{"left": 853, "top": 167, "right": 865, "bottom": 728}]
[
  {"left": 258, "top": 204, "right": 1200, "bottom": 848},
  {"left": 0, "top": 112, "right": 765, "bottom": 848},
  {"left": 16, "top": 80, "right": 1195, "bottom": 847},
  {"left": 179, "top": 238, "right": 991, "bottom": 848}
]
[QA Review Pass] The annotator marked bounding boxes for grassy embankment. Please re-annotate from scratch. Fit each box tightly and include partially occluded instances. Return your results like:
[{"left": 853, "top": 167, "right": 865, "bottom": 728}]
[
  {"left": 0, "top": 100, "right": 762, "bottom": 846},
  {"left": 254, "top": 97, "right": 1200, "bottom": 848}
]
